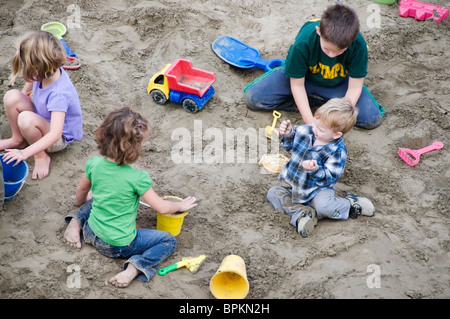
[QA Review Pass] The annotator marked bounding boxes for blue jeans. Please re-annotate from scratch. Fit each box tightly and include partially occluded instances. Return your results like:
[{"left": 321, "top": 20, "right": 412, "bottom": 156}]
[
  {"left": 65, "top": 199, "right": 177, "bottom": 282},
  {"left": 267, "top": 185, "right": 350, "bottom": 225},
  {"left": 244, "top": 66, "right": 383, "bottom": 129}
]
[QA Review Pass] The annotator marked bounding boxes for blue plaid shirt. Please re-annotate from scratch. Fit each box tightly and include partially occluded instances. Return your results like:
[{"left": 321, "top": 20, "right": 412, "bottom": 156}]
[{"left": 278, "top": 124, "right": 347, "bottom": 204}]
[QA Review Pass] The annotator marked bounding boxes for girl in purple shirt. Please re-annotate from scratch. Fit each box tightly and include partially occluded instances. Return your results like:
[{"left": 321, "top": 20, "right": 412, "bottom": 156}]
[{"left": 1, "top": 31, "right": 83, "bottom": 180}]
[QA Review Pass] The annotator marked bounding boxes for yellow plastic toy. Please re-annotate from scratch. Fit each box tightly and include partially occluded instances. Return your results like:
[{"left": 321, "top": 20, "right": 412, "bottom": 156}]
[
  {"left": 266, "top": 110, "right": 281, "bottom": 139},
  {"left": 147, "top": 63, "right": 171, "bottom": 103},
  {"left": 158, "top": 255, "right": 206, "bottom": 276}
]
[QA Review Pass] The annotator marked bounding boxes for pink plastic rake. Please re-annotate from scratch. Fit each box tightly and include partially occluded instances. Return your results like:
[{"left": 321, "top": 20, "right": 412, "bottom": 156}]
[{"left": 398, "top": 141, "right": 444, "bottom": 166}]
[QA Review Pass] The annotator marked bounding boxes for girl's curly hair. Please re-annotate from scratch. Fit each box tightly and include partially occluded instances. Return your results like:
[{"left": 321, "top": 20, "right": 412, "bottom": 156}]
[{"left": 95, "top": 107, "right": 149, "bottom": 165}]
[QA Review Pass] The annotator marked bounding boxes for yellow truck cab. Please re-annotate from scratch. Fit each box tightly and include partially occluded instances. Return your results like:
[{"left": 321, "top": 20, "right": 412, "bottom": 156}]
[{"left": 147, "top": 63, "right": 171, "bottom": 104}]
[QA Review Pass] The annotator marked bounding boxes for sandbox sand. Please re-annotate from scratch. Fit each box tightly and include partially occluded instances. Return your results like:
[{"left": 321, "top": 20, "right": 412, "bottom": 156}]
[{"left": 0, "top": 0, "right": 448, "bottom": 300}]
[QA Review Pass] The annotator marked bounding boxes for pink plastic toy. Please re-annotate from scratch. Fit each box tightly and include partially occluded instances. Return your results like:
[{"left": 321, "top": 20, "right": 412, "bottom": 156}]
[
  {"left": 399, "top": 0, "right": 449, "bottom": 24},
  {"left": 398, "top": 141, "right": 444, "bottom": 166}
]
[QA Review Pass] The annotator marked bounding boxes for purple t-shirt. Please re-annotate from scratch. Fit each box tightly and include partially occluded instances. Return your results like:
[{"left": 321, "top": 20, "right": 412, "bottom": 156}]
[{"left": 32, "top": 68, "right": 83, "bottom": 143}]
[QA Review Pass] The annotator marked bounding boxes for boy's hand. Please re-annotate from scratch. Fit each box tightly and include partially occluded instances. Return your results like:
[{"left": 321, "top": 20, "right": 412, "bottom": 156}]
[
  {"left": 279, "top": 120, "right": 292, "bottom": 136},
  {"left": 302, "top": 159, "right": 318, "bottom": 171}
]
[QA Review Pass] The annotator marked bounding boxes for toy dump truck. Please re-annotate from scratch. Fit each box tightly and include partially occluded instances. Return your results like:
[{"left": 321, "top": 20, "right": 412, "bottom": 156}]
[{"left": 147, "top": 59, "right": 216, "bottom": 113}]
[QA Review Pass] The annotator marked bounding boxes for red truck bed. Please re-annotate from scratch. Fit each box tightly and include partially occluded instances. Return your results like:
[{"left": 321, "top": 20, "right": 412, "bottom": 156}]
[{"left": 164, "top": 59, "right": 216, "bottom": 97}]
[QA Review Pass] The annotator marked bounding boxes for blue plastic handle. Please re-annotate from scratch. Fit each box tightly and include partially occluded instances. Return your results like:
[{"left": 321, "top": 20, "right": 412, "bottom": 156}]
[
  {"left": 239, "top": 57, "right": 284, "bottom": 72},
  {"left": 60, "top": 39, "right": 78, "bottom": 59}
]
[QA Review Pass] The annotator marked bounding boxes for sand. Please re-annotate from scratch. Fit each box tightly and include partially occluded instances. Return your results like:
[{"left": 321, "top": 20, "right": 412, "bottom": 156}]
[{"left": 0, "top": 0, "right": 448, "bottom": 300}]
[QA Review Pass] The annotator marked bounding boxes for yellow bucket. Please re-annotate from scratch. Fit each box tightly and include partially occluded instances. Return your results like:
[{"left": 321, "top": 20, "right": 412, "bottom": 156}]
[
  {"left": 156, "top": 196, "right": 189, "bottom": 236},
  {"left": 210, "top": 255, "right": 249, "bottom": 299}
]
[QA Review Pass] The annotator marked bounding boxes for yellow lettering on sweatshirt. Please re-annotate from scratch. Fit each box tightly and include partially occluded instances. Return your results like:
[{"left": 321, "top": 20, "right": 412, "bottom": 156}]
[{"left": 309, "top": 62, "right": 347, "bottom": 79}]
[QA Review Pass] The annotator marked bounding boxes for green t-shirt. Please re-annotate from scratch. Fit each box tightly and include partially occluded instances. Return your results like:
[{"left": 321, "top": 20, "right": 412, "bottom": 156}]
[
  {"left": 86, "top": 156, "right": 153, "bottom": 246},
  {"left": 284, "top": 20, "right": 368, "bottom": 87}
]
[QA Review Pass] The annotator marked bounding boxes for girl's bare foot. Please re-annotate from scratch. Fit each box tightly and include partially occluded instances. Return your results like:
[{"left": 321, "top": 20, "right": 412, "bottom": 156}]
[
  {"left": 32, "top": 153, "right": 51, "bottom": 180},
  {"left": 107, "top": 263, "right": 140, "bottom": 288},
  {"left": 63, "top": 218, "right": 82, "bottom": 248}
]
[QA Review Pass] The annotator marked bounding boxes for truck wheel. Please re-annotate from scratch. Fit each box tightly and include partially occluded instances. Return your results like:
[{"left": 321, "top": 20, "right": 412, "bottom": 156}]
[
  {"left": 182, "top": 99, "right": 199, "bottom": 113},
  {"left": 150, "top": 89, "right": 167, "bottom": 105}
]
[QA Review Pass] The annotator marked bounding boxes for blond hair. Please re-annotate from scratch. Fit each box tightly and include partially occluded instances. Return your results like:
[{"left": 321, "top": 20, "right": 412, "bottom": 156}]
[
  {"left": 9, "top": 31, "right": 66, "bottom": 85},
  {"left": 314, "top": 97, "right": 358, "bottom": 135}
]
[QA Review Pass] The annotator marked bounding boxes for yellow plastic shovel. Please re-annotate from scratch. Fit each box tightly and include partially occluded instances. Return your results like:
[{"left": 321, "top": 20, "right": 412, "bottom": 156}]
[
  {"left": 158, "top": 255, "right": 206, "bottom": 276},
  {"left": 266, "top": 110, "right": 281, "bottom": 139}
]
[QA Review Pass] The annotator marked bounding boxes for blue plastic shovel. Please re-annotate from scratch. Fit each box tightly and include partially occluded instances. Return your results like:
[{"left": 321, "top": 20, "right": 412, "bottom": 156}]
[{"left": 212, "top": 35, "right": 284, "bottom": 72}]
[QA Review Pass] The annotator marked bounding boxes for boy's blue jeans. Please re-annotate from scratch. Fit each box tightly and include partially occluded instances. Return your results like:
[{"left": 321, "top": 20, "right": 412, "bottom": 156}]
[
  {"left": 65, "top": 199, "right": 177, "bottom": 283},
  {"left": 267, "top": 185, "right": 350, "bottom": 227},
  {"left": 244, "top": 67, "right": 383, "bottom": 129}
]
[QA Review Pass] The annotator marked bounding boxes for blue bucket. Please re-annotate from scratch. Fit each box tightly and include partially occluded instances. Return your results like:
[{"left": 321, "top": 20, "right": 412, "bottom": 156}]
[{"left": 1, "top": 154, "right": 29, "bottom": 202}]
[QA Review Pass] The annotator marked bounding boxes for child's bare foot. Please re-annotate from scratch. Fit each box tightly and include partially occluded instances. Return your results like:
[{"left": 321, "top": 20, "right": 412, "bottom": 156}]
[
  {"left": 32, "top": 153, "right": 51, "bottom": 180},
  {"left": 0, "top": 138, "right": 27, "bottom": 151},
  {"left": 63, "top": 218, "right": 82, "bottom": 248},
  {"left": 107, "top": 263, "right": 140, "bottom": 288}
]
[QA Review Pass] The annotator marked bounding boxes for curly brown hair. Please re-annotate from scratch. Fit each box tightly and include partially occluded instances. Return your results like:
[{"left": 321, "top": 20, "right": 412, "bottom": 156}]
[
  {"left": 9, "top": 31, "right": 66, "bottom": 85},
  {"left": 95, "top": 107, "right": 149, "bottom": 165}
]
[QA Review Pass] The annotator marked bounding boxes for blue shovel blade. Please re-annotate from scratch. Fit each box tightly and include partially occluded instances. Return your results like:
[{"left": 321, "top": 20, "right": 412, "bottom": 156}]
[
  {"left": 212, "top": 35, "right": 261, "bottom": 69},
  {"left": 212, "top": 36, "right": 284, "bottom": 71}
]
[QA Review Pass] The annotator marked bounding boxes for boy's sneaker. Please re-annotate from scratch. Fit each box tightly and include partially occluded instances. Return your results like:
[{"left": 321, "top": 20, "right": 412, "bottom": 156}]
[
  {"left": 346, "top": 193, "right": 376, "bottom": 219},
  {"left": 295, "top": 207, "right": 318, "bottom": 237}
]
